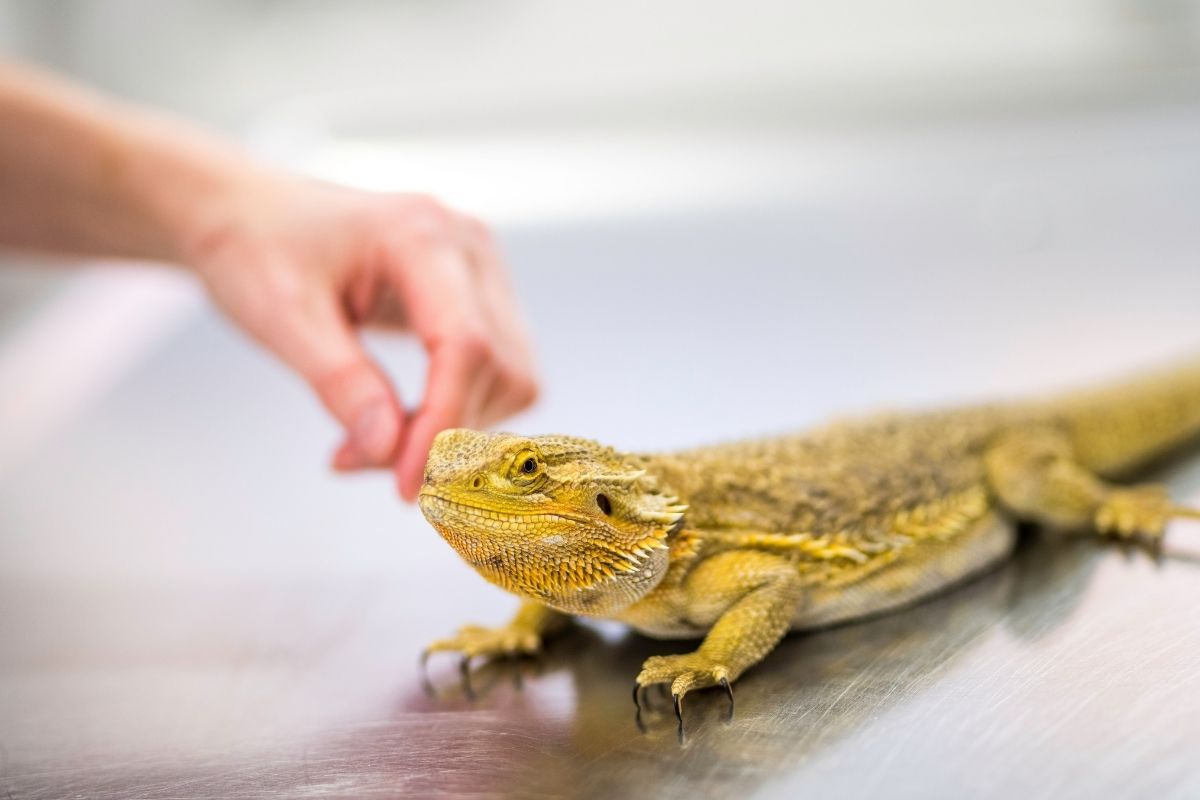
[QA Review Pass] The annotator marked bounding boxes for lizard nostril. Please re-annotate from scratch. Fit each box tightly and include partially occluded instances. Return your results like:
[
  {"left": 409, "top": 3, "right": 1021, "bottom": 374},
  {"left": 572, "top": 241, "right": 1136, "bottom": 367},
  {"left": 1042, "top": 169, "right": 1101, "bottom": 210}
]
[{"left": 471, "top": 475, "right": 485, "bottom": 490}]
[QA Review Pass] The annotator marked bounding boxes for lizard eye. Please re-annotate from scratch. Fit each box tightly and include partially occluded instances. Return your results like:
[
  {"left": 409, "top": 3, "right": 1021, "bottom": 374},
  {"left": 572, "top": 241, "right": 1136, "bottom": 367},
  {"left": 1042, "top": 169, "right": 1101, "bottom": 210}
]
[{"left": 511, "top": 450, "right": 543, "bottom": 482}]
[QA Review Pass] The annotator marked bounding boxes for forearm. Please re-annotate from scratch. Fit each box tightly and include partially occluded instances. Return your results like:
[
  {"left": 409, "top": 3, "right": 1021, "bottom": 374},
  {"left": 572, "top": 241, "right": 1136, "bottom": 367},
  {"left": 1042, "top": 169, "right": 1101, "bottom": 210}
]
[{"left": 0, "top": 60, "right": 269, "bottom": 264}]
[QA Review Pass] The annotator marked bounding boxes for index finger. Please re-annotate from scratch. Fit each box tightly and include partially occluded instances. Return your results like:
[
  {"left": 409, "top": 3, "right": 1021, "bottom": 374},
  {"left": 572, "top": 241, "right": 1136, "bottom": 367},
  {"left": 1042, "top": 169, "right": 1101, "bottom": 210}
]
[
  {"left": 381, "top": 234, "right": 494, "bottom": 500},
  {"left": 397, "top": 334, "right": 495, "bottom": 500}
]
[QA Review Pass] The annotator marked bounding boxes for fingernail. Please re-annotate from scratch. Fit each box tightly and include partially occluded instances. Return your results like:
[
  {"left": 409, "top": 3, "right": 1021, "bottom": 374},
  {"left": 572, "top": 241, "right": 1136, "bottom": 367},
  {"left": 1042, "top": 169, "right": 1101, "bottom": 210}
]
[{"left": 351, "top": 400, "right": 397, "bottom": 464}]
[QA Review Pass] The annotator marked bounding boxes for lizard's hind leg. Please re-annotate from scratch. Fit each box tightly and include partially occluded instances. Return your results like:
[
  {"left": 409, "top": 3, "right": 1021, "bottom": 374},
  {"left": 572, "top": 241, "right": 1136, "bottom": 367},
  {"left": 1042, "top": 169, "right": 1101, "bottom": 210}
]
[
  {"left": 1093, "top": 485, "right": 1200, "bottom": 540},
  {"left": 985, "top": 429, "right": 1200, "bottom": 546}
]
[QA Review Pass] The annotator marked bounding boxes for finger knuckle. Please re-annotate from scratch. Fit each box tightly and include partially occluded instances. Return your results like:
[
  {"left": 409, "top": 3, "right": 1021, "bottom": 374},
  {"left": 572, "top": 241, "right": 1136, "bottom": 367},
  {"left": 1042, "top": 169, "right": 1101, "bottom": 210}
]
[
  {"left": 460, "top": 213, "right": 493, "bottom": 243},
  {"left": 396, "top": 195, "right": 454, "bottom": 242},
  {"left": 263, "top": 268, "right": 307, "bottom": 306},
  {"left": 509, "top": 371, "right": 540, "bottom": 409},
  {"left": 453, "top": 328, "right": 495, "bottom": 365},
  {"left": 241, "top": 264, "right": 310, "bottom": 331}
]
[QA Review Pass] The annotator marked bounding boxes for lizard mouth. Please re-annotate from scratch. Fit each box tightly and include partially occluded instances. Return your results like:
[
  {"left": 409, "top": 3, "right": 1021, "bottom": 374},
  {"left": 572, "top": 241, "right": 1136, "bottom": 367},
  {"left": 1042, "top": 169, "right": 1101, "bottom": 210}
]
[
  {"left": 418, "top": 488, "right": 592, "bottom": 528},
  {"left": 417, "top": 490, "right": 488, "bottom": 528}
]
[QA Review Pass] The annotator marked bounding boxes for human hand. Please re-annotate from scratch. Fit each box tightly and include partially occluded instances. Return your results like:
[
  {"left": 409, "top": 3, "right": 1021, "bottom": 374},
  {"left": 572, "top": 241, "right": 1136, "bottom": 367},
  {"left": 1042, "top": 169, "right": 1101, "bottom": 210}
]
[
  {"left": 0, "top": 61, "right": 537, "bottom": 499},
  {"left": 183, "top": 174, "right": 538, "bottom": 500}
]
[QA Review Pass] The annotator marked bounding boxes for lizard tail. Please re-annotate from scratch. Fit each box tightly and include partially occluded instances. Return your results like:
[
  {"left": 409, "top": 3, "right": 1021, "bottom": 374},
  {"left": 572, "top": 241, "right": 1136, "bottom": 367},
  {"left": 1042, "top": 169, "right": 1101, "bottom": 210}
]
[{"left": 1047, "top": 357, "right": 1200, "bottom": 478}]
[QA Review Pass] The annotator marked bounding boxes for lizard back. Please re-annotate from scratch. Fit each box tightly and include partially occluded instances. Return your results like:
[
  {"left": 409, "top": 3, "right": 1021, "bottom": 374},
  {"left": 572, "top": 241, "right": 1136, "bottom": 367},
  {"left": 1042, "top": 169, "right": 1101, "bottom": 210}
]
[{"left": 647, "top": 408, "right": 1008, "bottom": 538}]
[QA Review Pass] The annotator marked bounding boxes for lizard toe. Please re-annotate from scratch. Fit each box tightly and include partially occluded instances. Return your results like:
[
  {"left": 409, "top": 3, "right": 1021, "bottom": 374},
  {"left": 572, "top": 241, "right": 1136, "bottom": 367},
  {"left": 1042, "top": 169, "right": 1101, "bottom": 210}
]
[
  {"left": 636, "top": 651, "right": 735, "bottom": 726},
  {"left": 425, "top": 623, "right": 542, "bottom": 660},
  {"left": 1096, "top": 485, "right": 1173, "bottom": 543},
  {"left": 422, "top": 624, "right": 543, "bottom": 697}
]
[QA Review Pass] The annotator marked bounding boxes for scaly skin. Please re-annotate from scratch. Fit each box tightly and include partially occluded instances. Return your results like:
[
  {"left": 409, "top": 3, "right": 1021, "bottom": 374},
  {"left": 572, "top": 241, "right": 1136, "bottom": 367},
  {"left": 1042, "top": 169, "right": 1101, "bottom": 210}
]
[{"left": 418, "top": 360, "right": 1200, "bottom": 720}]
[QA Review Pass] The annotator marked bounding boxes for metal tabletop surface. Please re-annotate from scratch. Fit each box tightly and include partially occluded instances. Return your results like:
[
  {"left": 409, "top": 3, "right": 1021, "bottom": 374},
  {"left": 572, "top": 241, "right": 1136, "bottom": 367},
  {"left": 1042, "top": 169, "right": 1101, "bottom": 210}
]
[{"left": 3, "top": 104, "right": 1200, "bottom": 799}]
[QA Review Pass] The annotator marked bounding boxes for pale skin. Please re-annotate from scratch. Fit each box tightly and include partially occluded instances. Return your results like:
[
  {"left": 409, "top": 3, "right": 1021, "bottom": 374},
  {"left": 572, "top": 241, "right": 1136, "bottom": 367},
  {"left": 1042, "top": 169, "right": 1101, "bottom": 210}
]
[{"left": 0, "top": 60, "right": 537, "bottom": 497}]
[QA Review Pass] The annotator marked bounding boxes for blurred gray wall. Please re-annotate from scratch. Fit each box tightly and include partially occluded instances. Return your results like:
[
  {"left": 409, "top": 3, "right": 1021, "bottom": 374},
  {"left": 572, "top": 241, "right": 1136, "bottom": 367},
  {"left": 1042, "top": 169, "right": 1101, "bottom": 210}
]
[{"left": 1, "top": 0, "right": 1197, "bottom": 134}]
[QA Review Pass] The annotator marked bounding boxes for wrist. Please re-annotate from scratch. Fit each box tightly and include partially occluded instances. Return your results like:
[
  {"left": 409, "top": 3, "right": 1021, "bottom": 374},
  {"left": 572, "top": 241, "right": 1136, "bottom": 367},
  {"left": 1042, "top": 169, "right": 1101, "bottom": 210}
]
[{"left": 114, "top": 107, "right": 293, "bottom": 270}]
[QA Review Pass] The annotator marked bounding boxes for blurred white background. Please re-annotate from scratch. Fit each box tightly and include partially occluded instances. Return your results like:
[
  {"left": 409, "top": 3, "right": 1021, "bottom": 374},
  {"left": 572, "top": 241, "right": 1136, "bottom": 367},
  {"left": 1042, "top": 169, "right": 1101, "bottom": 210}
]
[{"left": 1, "top": 0, "right": 1198, "bottom": 129}]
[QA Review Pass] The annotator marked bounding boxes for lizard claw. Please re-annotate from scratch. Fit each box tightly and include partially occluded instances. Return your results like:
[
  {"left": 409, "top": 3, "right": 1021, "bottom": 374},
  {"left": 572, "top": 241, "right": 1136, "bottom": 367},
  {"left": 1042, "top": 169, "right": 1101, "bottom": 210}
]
[
  {"left": 635, "top": 652, "right": 736, "bottom": 733},
  {"left": 418, "top": 649, "right": 435, "bottom": 697},
  {"left": 422, "top": 622, "right": 542, "bottom": 696},
  {"left": 459, "top": 654, "right": 474, "bottom": 699}
]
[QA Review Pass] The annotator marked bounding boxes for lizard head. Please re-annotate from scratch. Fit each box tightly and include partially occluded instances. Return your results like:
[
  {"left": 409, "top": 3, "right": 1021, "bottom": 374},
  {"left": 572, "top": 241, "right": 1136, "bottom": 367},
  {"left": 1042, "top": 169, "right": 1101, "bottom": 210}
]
[{"left": 418, "top": 429, "right": 686, "bottom": 616}]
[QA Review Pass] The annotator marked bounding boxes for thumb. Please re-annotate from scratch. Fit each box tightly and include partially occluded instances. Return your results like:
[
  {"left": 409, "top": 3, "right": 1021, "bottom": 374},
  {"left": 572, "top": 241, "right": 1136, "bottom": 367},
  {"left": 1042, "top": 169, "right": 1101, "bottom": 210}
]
[{"left": 270, "top": 300, "right": 403, "bottom": 470}]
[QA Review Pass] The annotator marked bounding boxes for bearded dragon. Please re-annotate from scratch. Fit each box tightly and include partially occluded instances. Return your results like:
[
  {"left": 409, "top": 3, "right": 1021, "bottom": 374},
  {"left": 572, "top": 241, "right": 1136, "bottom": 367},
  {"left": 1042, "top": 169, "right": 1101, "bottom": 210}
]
[{"left": 417, "top": 360, "right": 1200, "bottom": 723}]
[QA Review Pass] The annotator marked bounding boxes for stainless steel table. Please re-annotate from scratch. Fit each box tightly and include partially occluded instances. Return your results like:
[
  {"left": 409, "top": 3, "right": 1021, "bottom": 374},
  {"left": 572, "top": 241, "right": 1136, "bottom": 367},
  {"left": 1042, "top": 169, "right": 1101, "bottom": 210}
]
[{"left": 2, "top": 103, "right": 1200, "bottom": 799}]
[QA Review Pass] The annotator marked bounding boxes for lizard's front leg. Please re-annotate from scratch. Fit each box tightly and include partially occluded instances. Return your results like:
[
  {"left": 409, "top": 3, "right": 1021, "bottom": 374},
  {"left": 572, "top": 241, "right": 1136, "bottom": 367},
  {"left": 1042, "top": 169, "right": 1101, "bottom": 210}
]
[
  {"left": 423, "top": 601, "right": 570, "bottom": 692},
  {"left": 635, "top": 551, "right": 802, "bottom": 721}
]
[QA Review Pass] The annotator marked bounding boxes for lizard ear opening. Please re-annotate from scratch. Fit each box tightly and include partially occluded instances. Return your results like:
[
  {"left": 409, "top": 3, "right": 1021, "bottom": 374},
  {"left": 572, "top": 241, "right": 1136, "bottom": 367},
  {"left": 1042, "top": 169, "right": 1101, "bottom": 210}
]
[{"left": 597, "top": 493, "right": 612, "bottom": 515}]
